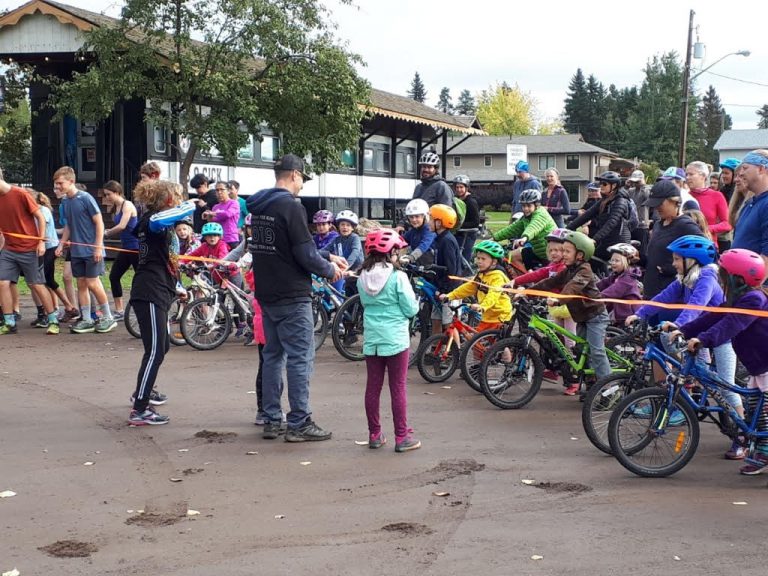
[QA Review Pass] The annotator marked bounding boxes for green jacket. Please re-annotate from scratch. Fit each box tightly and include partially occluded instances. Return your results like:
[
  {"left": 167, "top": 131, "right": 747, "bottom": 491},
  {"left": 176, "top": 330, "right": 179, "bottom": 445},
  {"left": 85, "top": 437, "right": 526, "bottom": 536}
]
[{"left": 493, "top": 207, "right": 556, "bottom": 260}]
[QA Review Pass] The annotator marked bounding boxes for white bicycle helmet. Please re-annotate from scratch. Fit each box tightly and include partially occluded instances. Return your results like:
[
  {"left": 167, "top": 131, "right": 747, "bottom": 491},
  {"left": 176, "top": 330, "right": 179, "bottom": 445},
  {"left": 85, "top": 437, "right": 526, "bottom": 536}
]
[
  {"left": 519, "top": 189, "right": 542, "bottom": 204},
  {"left": 418, "top": 151, "right": 440, "bottom": 166},
  {"left": 405, "top": 198, "right": 430, "bottom": 217},
  {"left": 454, "top": 174, "right": 471, "bottom": 186},
  {"left": 335, "top": 210, "right": 359, "bottom": 226}
]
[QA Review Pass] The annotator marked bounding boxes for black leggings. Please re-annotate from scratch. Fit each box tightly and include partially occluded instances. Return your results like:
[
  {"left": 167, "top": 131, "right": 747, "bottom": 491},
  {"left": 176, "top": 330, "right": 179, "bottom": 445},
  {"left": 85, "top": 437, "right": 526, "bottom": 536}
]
[
  {"left": 43, "top": 247, "right": 59, "bottom": 290},
  {"left": 110, "top": 251, "right": 139, "bottom": 298},
  {"left": 132, "top": 300, "right": 169, "bottom": 412}
]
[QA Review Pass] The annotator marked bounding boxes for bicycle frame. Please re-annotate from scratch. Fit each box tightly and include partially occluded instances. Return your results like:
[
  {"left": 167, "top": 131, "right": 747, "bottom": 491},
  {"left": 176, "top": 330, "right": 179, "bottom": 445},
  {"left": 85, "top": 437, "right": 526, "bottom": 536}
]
[{"left": 312, "top": 275, "right": 345, "bottom": 313}]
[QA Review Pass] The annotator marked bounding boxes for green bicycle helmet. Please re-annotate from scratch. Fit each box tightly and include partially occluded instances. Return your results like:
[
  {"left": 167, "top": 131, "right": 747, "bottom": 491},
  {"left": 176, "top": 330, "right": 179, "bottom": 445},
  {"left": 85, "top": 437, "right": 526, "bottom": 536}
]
[
  {"left": 473, "top": 240, "right": 505, "bottom": 260},
  {"left": 564, "top": 230, "right": 595, "bottom": 262}
]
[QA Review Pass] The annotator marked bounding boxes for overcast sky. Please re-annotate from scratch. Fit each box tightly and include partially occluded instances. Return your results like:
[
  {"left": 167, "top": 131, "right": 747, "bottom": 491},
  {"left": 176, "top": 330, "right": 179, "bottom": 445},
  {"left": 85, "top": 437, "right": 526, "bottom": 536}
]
[{"left": 2, "top": 0, "right": 766, "bottom": 130}]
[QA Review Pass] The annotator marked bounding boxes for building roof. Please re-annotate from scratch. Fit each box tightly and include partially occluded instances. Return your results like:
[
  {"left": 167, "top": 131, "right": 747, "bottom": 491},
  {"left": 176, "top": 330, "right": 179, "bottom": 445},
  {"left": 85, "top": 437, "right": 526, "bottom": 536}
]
[
  {"left": 0, "top": 0, "right": 481, "bottom": 135},
  {"left": 714, "top": 129, "right": 768, "bottom": 151},
  {"left": 444, "top": 134, "right": 617, "bottom": 156}
]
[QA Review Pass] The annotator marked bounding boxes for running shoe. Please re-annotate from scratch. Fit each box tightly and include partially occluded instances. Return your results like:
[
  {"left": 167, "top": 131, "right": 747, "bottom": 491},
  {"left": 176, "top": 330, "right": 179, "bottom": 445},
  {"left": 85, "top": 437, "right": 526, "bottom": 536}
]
[
  {"left": 668, "top": 408, "right": 686, "bottom": 427},
  {"left": 130, "top": 389, "right": 168, "bottom": 406},
  {"left": 70, "top": 319, "right": 96, "bottom": 334},
  {"left": 112, "top": 310, "right": 125, "bottom": 321},
  {"left": 563, "top": 383, "right": 580, "bottom": 396},
  {"left": 739, "top": 452, "right": 768, "bottom": 475},
  {"left": 60, "top": 308, "right": 81, "bottom": 323},
  {"left": 369, "top": 434, "right": 387, "bottom": 449},
  {"left": 263, "top": 421, "right": 286, "bottom": 440},
  {"left": 543, "top": 369, "right": 559, "bottom": 381},
  {"left": 0, "top": 324, "right": 18, "bottom": 335},
  {"left": 46, "top": 322, "right": 60, "bottom": 335},
  {"left": 30, "top": 316, "right": 48, "bottom": 328},
  {"left": 284, "top": 418, "right": 332, "bottom": 442},
  {"left": 13, "top": 311, "right": 21, "bottom": 321},
  {"left": 95, "top": 317, "right": 117, "bottom": 333},
  {"left": 254, "top": 411, "right": 268, "bottom": 426},
  {"left": 725, "top": 442, "right": 747, "bottom": 460},
  {"left": 128, "top": 408, "right": 170, "bottom": 426},
  {"left": 395, "top": 436, "right": 421, "bottom": 453}
]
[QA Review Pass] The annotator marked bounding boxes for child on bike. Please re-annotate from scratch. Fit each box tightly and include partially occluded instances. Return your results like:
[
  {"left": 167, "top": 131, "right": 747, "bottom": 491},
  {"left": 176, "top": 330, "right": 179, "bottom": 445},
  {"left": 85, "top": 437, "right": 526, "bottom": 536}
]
[
  {"left": 327, "top": 210, "right": 364, "bottom": 295},
  {"left": 530, "top": 231, "right": 611, "bottom": 388},
  {"left": 493, "top": 189, "right": 556, "bottom": 271},
  {"left": 399, "top": 198, "right": 436, "bottom": 267},
  {"left": 597, "top": 243, "right": 643, "bottom": 326},
  {"left": 439, "top": 240, "right": 511, "bottom": 332},
  {"left": 357, "top": 228, "right": 420, "bottom": 452},
  {"left": 174, "top": 217, "right": 201, "bottom": 255},
  {"left": 671, "top": 249, "right": 768, "bottom": 469},
  {"left": 312, "top": 210, "right": 338, "bottom": 250},
  {"left": 428, "top": 204, "right": 462, "bottom": 337},
  {"left": 128, "top": 180, "right": 195, "bottom": 425}
]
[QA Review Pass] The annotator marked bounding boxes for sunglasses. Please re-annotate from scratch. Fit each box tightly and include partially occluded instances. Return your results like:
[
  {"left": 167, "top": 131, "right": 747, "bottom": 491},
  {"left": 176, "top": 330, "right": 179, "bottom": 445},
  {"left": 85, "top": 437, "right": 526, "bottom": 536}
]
[
  {"left": 215, "top": 187, "right": 228, "bottom": 191},
  {"left": 599, "top": 182, "right": 611, "bottom": 187}
]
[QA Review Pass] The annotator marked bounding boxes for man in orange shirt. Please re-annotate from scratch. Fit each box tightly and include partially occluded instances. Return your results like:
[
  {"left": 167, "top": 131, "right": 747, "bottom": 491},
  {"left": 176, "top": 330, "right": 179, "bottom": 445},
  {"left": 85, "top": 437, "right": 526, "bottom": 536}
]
[{"left": 0, "top": 175, "right": 59, "bottom": 335}]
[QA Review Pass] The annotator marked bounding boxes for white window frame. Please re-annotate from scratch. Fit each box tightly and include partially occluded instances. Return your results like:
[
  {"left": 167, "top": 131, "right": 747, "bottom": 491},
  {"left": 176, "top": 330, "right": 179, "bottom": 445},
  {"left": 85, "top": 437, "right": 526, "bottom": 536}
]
[
  {"left": 484, "top": 155, "right": 493, "bottom": 167},
  {"left": 538, "top": 155, "right": 555, "bottom": 170}
]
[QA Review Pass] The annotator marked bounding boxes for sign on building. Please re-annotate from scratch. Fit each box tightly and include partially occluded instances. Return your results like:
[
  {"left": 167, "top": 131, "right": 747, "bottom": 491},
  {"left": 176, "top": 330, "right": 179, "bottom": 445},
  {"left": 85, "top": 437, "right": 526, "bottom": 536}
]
[{"left": 506, "top": 144, "right": 528, "bottom": 176}]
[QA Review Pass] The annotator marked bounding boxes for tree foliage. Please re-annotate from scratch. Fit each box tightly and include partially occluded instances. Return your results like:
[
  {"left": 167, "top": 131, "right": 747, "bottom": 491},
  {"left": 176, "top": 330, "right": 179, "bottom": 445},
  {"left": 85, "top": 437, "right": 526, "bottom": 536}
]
[
  {"left": 455, "top": 89, "right": 475, "bottom": 115},
  {"left": 757, "top": 105, "right": 768, "bottom": 129},
  {"left": 0, "top": 64, "right": 33, "bottom": 184},
  {"left": 436, "top": 87, "right": 452, "bottom": 114},
  {"left": 48, "top": 0, "right": 370, "bottom": 185},
  {"left": 695, "top": 85, "right": 731, "bottom": 165},
  {"left": 407, "top": 72, "right": 427, "bottom": 103},
  {"left": 476, "top": 82, "right": 537, "bottom": 136}
]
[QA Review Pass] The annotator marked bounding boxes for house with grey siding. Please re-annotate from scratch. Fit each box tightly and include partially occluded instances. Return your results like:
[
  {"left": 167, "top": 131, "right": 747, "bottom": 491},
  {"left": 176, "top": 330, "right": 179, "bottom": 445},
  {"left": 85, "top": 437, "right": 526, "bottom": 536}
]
[
  {"left": 443, "top": 134, "right": 617, "bottom": 208},
  {"left": 714, "top": 129, "right": 768, "bottom": 164}
]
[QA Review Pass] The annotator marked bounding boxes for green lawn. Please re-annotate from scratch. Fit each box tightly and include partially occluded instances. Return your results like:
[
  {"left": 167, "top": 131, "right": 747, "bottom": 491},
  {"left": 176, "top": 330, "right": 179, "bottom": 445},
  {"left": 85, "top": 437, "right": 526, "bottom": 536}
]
[
  {"left": 14, "top": 259, "right": 134, "bottom": 296},
  {"left": 485, "top": 210, "right": 512, "bottom": 234}
]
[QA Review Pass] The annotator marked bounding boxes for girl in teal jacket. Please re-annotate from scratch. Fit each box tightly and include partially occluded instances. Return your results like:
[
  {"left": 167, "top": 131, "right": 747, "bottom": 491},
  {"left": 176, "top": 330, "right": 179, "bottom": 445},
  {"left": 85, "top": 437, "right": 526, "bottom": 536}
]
[{"left": 357, "top": 229, "right": 421, "bottom": 453}]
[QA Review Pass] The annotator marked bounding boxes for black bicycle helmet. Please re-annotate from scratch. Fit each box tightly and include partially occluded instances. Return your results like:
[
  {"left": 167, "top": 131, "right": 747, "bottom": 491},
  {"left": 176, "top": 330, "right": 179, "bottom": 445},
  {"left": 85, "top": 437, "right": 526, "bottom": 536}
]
[{"left": 596, "top": 171, "right": 622, "bottom": 185}]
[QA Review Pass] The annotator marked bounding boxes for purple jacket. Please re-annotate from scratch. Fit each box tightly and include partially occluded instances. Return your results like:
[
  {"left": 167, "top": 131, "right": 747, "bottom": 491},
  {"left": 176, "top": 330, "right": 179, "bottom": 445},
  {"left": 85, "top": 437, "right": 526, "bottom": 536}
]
[
  {"left": 680, "top": 290, "right": 768, "bottom": 376},
  {"left": 597, "top": 267, "right": 643, "bottom": 324},
  {"left": 211, "top": 199, "right": 241, "bottom": 244},
  {"left": 637, "top": 266, "right": 723, "bottom": 327}
]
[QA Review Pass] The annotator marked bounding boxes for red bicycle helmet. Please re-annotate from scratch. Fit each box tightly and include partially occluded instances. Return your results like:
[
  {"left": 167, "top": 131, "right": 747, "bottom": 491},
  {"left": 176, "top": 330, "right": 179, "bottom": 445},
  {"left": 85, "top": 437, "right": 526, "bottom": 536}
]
[
  {"left": 364, "top": 228, "right": 407, "bottom": 255},
  {"left": 719, "top": 249, "right": 766, "bottom": 287}
]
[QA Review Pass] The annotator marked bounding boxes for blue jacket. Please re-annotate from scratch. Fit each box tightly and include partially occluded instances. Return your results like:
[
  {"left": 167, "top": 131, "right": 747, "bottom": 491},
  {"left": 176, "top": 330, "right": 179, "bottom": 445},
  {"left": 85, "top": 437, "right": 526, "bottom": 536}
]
[
  {"left": 732, "top": 190, "right": 768, "bottom": 258},
  {"left": 433, "top": 230, "right": 462, "bottom": 292},
  {"left": 404, "top": 225, "right": 436, "bottom": 261},
  {"left": 327, "top": 233, "right": 363, "bottom": 270},
  {"left": 637, "top": 266, "right": 723, "bottom": 327}
]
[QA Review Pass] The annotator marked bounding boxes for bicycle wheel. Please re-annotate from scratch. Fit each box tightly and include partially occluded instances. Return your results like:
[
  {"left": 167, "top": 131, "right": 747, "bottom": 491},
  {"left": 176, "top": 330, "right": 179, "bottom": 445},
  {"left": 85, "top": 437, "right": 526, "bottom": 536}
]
[
  {"left": 417, "top": 333, "right": 460, "bottom": 383},
  {"left": 582, "top": 372, "right": 645, "bottom": 455},
  {"left": 605, "top": 335, "right": 646, "bottom": 369},
  {"left": 168, "top": 296, "right": 187, "bottom": 346},
  {"left": 607, "top": 387, "right": 700, "bottom": 478},
  {"left": 331, "top": 294, "right": 365, "bottom": 361},
  {"left": 605, "top": 325, "right": 627, "bottom": 340},
  {"left": 480, "top": 336, "right": 543, "bottom": 409},
  {"left": 180, "top": 296, "right": 232, "bottom": 351},
  {"left": 459, "top": 329, "right": 500, "bottom": 392},
  {"left": 123, "top": 301, "right": 141, "bottom": 339},
  {"left": 408, "top": 300, "right": 433, "bottom": 367},
  {"left": 312, "top": 297, "right": 329, "bottom": 351}
]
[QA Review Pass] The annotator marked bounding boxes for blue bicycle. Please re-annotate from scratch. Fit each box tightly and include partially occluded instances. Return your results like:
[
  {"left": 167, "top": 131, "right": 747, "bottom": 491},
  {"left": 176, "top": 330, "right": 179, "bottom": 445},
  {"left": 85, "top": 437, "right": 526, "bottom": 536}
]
[
  {"left": 311, "top": 275, "right": 347, "bottom": 351},
  {"left": 607, "top": 341, "right": 762, "bottom": 477}
]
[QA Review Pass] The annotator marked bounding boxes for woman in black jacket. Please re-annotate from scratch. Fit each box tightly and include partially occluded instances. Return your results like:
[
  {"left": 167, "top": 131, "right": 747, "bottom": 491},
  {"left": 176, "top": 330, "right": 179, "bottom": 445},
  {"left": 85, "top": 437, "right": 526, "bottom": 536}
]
[{"left": 568, "top": 171, "right": 630, "bottom": 275}]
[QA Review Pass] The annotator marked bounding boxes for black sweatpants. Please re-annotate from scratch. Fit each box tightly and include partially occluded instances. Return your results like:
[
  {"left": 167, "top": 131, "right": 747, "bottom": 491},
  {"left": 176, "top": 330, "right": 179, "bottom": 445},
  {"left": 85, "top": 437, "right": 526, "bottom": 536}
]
[
  {"left": 110, "top": 251, "right": 139, "bottom": 298},
  {"left": 132, "top": 300, "right": 169, "bottom": 412}
]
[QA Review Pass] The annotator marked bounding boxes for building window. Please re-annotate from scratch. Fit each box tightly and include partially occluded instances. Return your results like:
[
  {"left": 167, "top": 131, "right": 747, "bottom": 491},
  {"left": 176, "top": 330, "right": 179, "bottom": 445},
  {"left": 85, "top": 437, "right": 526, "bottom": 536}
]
[
  {"left": 563, "top": 182, "right": 581, "bottom": 204},
  {"left": 566, "top": 155, "right": 580, "bottom": 170},
  {"left": 538, "top": 155, "right": 555, "bottom": 170},
  {"left": 363, "top": 149, "right": 374, "bottom": 171},
  {"left": 237, "top": 134, "right": 255, "bottom": 160},
  {"left": 341, "top": 149, "right": 356, "bottom": 169},
  {"left": 364, "top": 144, "right": 390, "bottom": 174},
  {"left": 153, "top": 125, "right": 167, "bottom": 154},
  {"left": 453, "top": 156, "right": 462, "bottom": 168},
  {"left": 396, "top": 148, "right": 415, "bottom": 175},
  {"left": 260, "top": 136, "right": 279, "bottom": 162},
  {"left": 484, "top": 155, "right": 492, "bottom": 167},
  {"left": 405, "top": 151, "right": 415, "bottom": 174}
]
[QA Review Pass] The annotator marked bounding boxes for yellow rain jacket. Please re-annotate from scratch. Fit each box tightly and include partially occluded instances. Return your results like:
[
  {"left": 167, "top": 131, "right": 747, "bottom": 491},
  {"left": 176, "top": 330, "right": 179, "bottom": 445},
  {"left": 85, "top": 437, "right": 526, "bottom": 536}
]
[{"left": 446, "top": 268, "right": 512, "bottom": 324}]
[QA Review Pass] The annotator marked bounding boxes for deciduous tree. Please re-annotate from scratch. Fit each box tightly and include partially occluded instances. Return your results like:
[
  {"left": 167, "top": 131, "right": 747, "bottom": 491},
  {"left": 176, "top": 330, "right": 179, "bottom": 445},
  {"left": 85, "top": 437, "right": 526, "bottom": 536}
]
[{"left": 476, "top": 82, "right": 537, "bottom": 136}]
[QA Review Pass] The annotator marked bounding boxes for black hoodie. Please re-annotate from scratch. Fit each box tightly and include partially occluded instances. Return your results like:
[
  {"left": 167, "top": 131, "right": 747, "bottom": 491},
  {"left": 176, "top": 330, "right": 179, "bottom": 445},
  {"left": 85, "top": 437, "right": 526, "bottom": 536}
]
[{"left": 568, "top": 188, "right": 631, "bottom": 261}]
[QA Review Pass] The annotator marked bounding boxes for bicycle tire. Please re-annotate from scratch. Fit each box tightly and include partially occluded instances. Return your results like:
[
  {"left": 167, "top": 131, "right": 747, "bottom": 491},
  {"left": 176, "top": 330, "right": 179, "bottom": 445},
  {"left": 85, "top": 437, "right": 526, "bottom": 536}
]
[
  {"left": 168, "top": 296, "right": 187, "bottom": 346},
  {"left": 331, "top": 294, "right": 365, "bottom": 361},
  {"left": 459, "top": 329, "right": 501, "bottom": 392},
  {"left": 605, "top": 335, "right": 647, "bottom": 369},
  {"left": 417, "top": 333, "right": 460, "bottom": 383},
  {"left": 480, "top": 336, "right": 543, "bottom": 409},
  {"left": 180, "top": 296, "right": 232, "bottom": 351},
  {"left": 123, "top": 301, "right": 141, "bottom": 339},
  {"left": 581, "top": 372, "right": 644, "bottom": 455},
  {"left": 606, "top": 325, "right": 627, "bottom": 340},
  {"left": 607, "top": 387, "right": 700, "bottom": 478},
  {"left": 312, "top": 297, "right": 329, "bottom": 351}
]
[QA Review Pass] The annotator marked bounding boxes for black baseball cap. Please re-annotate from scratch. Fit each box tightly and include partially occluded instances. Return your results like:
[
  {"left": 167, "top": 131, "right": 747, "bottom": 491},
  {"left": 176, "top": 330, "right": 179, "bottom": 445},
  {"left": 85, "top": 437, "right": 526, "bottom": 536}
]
[
  {"left": 274, "top": 154, "right": 312, "bottom": 182},
  {"left": 645, "top": 180, "right": 681, "bottom": 208}
]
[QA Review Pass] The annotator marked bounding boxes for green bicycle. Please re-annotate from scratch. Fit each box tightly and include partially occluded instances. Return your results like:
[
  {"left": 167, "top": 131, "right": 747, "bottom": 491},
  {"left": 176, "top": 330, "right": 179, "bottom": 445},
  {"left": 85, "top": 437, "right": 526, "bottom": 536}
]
[{"left": 479, "top": 297, "right": 634, "bottom": 409}]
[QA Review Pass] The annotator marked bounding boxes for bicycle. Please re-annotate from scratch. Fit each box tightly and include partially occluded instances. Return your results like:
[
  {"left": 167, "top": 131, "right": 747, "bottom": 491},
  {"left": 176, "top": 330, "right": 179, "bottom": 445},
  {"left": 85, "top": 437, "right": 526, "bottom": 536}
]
[
  {"left": 312, "top": 275, "right": 346, "bottom": 351},
  {"left": 607, "top": 339, "right": 760, "bottom": 477},
  {"left": 478, "top": 296, "right": 635, "bottom": 409},
  {"left": 415, "top": 302, "right": 482, "bottom": 383}
]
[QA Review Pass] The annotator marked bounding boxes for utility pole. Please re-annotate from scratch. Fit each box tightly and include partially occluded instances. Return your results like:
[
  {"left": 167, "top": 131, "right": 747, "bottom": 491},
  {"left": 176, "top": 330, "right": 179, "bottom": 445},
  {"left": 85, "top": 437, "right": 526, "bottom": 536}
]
[{"left": 678, "top": 9, "right": 695, "bottom": 168}]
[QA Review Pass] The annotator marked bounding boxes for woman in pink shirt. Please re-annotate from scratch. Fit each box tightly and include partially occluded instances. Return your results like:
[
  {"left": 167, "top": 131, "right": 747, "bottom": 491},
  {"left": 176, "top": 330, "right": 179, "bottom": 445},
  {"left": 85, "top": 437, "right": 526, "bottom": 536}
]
[
  {"left": 202, "top": 182, "right": 241, "bottom": 249},
  {"left": 685, "top": 161, "right": 731, "bottom": 250}
]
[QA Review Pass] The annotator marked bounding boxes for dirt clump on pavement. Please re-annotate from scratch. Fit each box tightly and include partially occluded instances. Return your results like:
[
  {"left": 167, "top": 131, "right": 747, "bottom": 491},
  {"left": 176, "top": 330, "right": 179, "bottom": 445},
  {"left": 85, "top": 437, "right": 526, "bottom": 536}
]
[
  {"left": 426, "top": 459, "right": 485, "bottom": 484},
  {"left": 182, "top": 467, "right": 205, "bottom": 475},
  {"left": 38, "top": 540, "right": 98, "bottom": 558},
  {"left": 534, "top": 481, "right": 593, "bottom": 494},
  {"left": 381, "top": 522, "right": 434, "bottom": 536},
  {"left": 194, "top": 430, "right": 238, "bottom": 442},
  {"left": 125, "top": 511, "right": 184, "bottom": 527}
]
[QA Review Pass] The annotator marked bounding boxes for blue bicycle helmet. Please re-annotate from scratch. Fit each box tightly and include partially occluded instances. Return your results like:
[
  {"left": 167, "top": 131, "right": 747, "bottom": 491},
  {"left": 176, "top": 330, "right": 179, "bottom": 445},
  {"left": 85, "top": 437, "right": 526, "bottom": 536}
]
[
  {"left": 666, "top": 235, "right": 717, "bottom": 265},
  {"left": 201, "top": 222, "right": 224, "bottom": 237},
  {"left": 719, "top": 158, "right": 741, "bottom": 172}
]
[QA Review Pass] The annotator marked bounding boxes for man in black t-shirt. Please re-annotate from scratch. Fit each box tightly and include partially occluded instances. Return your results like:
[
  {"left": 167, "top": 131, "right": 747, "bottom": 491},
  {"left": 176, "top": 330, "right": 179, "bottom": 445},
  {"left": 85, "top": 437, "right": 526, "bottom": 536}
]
[{"left": 247, "top": 154, "right": 344, "bottom": 443}]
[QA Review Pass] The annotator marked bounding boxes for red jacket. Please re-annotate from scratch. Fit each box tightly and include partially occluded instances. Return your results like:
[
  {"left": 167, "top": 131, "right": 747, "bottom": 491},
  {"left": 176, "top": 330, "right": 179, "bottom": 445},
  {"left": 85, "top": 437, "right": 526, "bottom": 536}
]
[
  {"left": 515, "top": 261, "right": 566, "bottom": 288},
  {"left": 689, "top": 187, "right": 731, "bottom": 246}
]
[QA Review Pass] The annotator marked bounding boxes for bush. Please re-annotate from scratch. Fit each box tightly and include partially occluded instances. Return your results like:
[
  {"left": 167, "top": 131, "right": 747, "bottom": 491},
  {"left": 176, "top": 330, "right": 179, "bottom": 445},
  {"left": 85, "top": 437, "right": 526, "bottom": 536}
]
[
  {"left": 499, "top": 203, "right": 512, "bottom": 212},
  {"left": 481, "top": 204, "right": 496, "bottom": 212}
]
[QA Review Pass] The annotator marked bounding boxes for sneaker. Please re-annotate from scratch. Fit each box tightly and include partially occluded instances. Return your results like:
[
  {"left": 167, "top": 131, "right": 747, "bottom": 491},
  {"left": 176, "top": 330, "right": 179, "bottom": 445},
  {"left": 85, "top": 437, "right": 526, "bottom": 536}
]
[
  {"left": 668, "top": 408, "right": 686, "bottom": 427},
  {"left": 739, "top": 452, "right": 768, "bottom": 475},
  {"left": 0, "top": 324, "right": 18, "bottom": 335},
  {"left": 235, "top": 323, "right": 246, "bottom": 339},
  {"left": 254, "top": 411, "right": 268, "bottom": 426},
  {"left": 395, "top": 436, "right": 421, "bottom": 453},
  {"left": 343, "top": 332, "right": 359, "bottom": 346},
  {"left": 13, "top": 311, "right": 22, "bottom": 321},
  {"left": 563, "top": 383, "right": 580, "bottom": 396},
  {"left": 284, "top": 418, "right": 332, "bottom": 442},
  {"left": 369, "top": 434, "right": 387, "bottom": 449},
  {"left": 46, "top": 322, "right": 60, "bottom": 335},
  {"left": 128, "top": 408, "right": 170, "bottom": 426},
  {"left": 61, "top": 308, "right": 81, "bottom": 323},
  {"left": 131, "top": 390, "right": 168, "bottom": 406},
  {"left": 70, "top": 319, "right": 96, "bottom": 334},
  {"left": 725, "top": 441, "right": 747, "bottom": 460},
  {"left": 263, "top": 421, "right": 286, "bottom": 440},
  {"left": 543, "top": 369, "right": 559, "bottom": 381},
  {"left": 112, "top": 310, "right": 125, "bottom": 321},
  {"left": 95, "top": 317, "right": 117, "bottom": 333},
  {"left": 30, "top": 316, "right": 48, "bottom": 328}
]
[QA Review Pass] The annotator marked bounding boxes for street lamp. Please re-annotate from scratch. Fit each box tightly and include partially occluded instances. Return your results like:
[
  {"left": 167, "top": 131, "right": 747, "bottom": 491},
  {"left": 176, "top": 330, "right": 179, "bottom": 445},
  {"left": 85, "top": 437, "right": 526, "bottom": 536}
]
[{"left": 678, "top": 9, "right": 750, "bottom": 167}]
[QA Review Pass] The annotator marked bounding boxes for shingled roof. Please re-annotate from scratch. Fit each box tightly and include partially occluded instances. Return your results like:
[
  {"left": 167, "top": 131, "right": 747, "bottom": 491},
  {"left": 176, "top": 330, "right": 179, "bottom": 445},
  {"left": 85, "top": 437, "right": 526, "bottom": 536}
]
[
  {"left": 714, "top": 129, "right": 768, "bottom": 151},
  {"left": 445, "top": 134, "right": 616, "bottom": 156}
]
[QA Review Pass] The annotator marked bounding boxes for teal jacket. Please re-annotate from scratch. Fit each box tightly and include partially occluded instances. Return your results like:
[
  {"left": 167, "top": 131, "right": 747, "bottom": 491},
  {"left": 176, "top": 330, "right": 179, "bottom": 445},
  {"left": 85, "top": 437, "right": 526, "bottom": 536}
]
[
  {"left": 357, "top": 264, "right": 419, "bottom": 356},
  {"left": 493, "top": 206, "right": 556, "bottom": 260}
]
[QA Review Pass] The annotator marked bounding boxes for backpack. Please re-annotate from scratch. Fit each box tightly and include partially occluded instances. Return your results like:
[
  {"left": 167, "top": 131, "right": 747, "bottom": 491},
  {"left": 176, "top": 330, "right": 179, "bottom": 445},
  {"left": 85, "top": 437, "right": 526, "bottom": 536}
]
[
  {"left": 451, "top": 196, "right": 467, "bottom": 232},
  {"left": 626, "top": 198, "right": 639, "bottom": 232}
]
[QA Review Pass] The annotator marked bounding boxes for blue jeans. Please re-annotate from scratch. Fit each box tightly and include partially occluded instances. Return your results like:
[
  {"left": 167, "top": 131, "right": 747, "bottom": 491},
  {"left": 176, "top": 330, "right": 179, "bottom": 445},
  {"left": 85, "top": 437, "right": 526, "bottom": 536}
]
[
  {"left": 577, "top": 310, "right": 611, "bottom": 381},
  {"left": 260, "top": 301, "right": 315, "bottom": 428}
]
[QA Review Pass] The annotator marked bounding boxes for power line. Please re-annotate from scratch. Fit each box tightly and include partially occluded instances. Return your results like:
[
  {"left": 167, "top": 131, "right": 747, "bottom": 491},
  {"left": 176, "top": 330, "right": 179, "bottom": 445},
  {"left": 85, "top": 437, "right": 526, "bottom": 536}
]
[
  {"left": 702, "top": 71, "right": 768, "bottom": 88},
  {"left": 722, "top": 103, "right": 764, "bottom": 108}
]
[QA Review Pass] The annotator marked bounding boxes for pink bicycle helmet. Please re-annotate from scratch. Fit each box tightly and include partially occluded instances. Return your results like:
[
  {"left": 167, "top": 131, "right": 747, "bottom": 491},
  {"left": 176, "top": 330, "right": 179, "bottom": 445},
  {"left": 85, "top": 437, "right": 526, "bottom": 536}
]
[
  {"left": 313, "top": 209, "right": 334, "bottom": 224},
  {"left": 364, "top": 228, "right": 407, "bottom": 255},
  {"left": 719, "top": 249, "right": 766, "bottom": 287}
]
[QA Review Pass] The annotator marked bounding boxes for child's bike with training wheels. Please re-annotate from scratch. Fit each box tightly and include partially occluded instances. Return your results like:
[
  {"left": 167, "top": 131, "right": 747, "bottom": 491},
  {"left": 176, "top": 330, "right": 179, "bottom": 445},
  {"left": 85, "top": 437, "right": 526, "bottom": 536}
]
[
  {"left": 606, "top": 339, "right": 760, "bottom": 478},
  {"left": 478, "top": 296, "right": 635, "bottom": 409},
  {"left": 415, "top": 301, "right": 482, "bottom": 383}
]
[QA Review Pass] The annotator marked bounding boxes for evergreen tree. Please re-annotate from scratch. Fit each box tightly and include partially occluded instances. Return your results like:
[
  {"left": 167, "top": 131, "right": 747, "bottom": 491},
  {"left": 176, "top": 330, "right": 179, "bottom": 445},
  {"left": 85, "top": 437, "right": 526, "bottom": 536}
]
[
  {"left": 757, "top": 104, "right": 768, "bottom": 129},
  {"left": 695, "top": 85, "right": 731, "bottom": 165},
  {"left": 602, "top": 84, "right": 638, "bottom": 153},
  {"left": 407, "top": 72, "right": 427, "bottom": 103},
  {"left": 584, "top": 74, "right": 607, "bottom": 145},
  {"left": 563, "top": 68, "right": 588, "bottom": 135},
  {"left": 436, "top": 87, "right": 453, "bottom": 114},
  {"left": 455, "top": 89, "right": 476, "bottom": 115}
]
